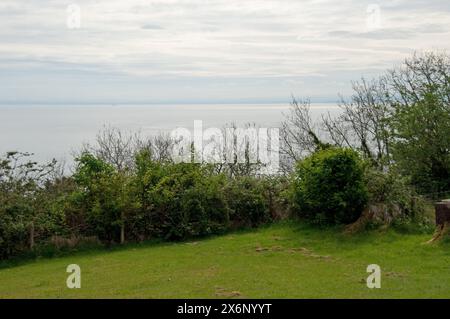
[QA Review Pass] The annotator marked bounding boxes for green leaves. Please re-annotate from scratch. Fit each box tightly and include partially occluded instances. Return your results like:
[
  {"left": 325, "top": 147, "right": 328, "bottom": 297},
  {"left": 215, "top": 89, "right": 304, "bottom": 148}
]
[
  {"left": 290, "top": 148, "right": 368, "bottom": 225},
  {"left": 389, "top": 85, "right": 450, "bottom": 193}
]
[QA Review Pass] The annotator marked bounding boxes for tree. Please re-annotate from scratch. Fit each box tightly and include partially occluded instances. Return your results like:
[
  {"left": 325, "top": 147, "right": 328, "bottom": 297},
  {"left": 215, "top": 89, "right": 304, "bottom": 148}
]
[
  {"left": 390, "top": 85, "right": 450, "bottom": 193},
  {"left": 322, "top": 78, "right": 391, "bottom": 168},
  {"left": 280, "top": 98, "right": 331, "bottom": 173},
  {"left": 73, "top": 153, "right": 120, "bottom": 242},
  {"left": 282, "top": 51, "right": 450, "bottom": 195}
]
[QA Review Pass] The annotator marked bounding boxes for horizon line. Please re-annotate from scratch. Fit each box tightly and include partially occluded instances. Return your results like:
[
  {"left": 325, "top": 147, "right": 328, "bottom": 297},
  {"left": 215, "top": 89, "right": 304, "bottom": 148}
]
[{"left": 0, "top": 99, "right": 340, "bottom": 106}]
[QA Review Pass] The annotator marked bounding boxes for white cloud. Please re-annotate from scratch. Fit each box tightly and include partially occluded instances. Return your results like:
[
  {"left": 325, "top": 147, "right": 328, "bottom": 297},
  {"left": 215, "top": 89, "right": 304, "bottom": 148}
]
[{"left": 0, "top": 0, "right": 449, "bottom": 102}]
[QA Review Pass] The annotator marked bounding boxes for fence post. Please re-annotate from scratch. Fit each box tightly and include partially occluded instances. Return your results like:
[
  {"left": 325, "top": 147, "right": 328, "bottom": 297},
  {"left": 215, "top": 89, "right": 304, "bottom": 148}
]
[
  {"left": 29, "top": 221, "right": 35, "bottom": 250},
  {"left": 435, "top": 200, "right": 450, "bottom": 226},
  {"left": 120, "top": 224, "right": 125, "bottom": 244}
]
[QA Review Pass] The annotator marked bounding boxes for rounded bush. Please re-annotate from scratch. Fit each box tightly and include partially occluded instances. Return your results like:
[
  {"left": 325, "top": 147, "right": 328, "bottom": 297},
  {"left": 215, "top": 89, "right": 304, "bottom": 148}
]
[{"left": 291, "top": 148, "right": 368, "bottom": 225}]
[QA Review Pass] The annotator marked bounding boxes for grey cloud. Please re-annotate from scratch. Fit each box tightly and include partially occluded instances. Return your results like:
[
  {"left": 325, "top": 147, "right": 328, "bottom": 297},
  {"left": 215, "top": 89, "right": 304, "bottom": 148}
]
[
  {"left": 381, "top": 0, "right": 450, "bottom": 12},
  {"left": 328, "top": 22, "right": 449, "bottom": 41},
  {"left": 417, "top": 23, "right": 449, "bottom": 34},
  {"left": 141, "top": 24, "right": 164, "bottom": 30},
  {"left": 0, "top": 0, "right": 449, "bottom": 103},
  {"left": 328, "top": 29, "right": 415, "bottom": 40}
]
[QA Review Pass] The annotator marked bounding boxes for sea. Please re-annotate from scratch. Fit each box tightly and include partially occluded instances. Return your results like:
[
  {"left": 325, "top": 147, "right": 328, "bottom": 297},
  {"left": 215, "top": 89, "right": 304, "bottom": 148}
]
[{"left": 0, "top": 103, "right": 339, "bottom": 167}]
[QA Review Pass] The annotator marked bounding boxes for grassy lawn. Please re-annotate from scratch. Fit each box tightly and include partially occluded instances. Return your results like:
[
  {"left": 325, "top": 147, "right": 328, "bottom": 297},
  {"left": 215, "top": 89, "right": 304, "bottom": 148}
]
[{"left": 0, "top": 221, "right": 449, "bottom": 298}]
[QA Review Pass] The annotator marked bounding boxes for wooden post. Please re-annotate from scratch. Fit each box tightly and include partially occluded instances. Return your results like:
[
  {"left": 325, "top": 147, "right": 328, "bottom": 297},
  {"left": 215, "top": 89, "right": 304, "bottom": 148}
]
[
  {"left": 120, "top": 224, "right": 125, "bottom": 244},
  {"left": 29, "top": 221, "right": 35, "bottom": 250},
  {"left": 427, "top": 200, "right": 450, "bottom": 243},
  {"left": 435, "top": 200, "right": 450, "bottom": 226}
]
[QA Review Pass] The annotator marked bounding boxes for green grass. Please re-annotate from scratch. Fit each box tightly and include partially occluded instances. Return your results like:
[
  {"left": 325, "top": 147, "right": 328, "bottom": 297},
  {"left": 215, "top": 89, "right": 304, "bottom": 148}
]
[{"left": 0, "top": 221, "right": 449, "bottom": 298}]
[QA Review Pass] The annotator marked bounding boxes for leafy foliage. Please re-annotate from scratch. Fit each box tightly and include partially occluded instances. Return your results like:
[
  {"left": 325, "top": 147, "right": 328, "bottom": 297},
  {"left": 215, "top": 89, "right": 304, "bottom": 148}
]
[
  {"left": 0, "top": 152, "right": 63, "bottom": 259},
  {"left": 389, "top": 86, "right": 450, "bottom": 193},
  {"left": 0, "top": 150, "right": 276, "bottom": 260},
  {"left": 225, "top": 177, "right": 270, "bottom": 228},
  {"left": 290, "top": 148, "right": 368, "bottom": 225}
]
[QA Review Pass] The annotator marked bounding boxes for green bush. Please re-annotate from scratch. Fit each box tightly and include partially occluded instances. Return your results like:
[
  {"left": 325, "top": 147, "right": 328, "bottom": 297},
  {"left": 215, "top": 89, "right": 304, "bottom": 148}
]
[
  {"left": 73, "top": 153, "right": 119, "bottom": 242},
  {"left": 132, "top": 152, "right": 231, "bottom": 240},
  {"left": 364, "top": 167, "right": 431, "bottom": 231},
  {"left": 0, "top": 203, "right": 30, "bottom": 260},
  {"left": 146, "top": 163, "right": 230, "bottom": 240},
  {"left": 0, "top": 152, "right": 66, "bottom": 259},
  {"left": 73, "top": 153, "right": 140, "bottom": 243},
  {"left": 132, "top": 152, "right": 271, "bottom": 239},
  {"left": 0, "top": 188, "right": 68, "bottom": 259},
  {"left": 0, "top": 150, "right": 276, "bottom": 260},
  {"left": 225, "top": 177, "right": 270, "bottom": 228},
  {"left": 290, "top": 147, "right": 368, "bottom": 225}
]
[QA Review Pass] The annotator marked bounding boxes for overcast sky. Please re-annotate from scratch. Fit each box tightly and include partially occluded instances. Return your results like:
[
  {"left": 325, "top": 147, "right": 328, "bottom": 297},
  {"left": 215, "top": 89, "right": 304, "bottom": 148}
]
[{"left": 1, "top": 0, "right": 449, "bottom": 104}]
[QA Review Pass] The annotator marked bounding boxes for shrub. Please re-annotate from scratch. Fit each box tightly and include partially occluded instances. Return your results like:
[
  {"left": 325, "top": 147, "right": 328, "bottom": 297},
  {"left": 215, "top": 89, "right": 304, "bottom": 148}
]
[
  {"left": 0, "top": 203, "right": 30, "bottom": 260},
  {"left": 73, "top": 153, "right": 140, "bottom": 243},
  {"left": 0, "top": 152, "right": 63, "bottom": 259},
  {"left": 225, "top": 177, "right": 270, "bottom": 228},
  {"left": 152, "top": 164, "right": 230, "bottom": 239},
  {"left": 363, "top": 167, "right": 431, "bottom": 231},
  {"left": 133, "top": 156, "right": 230, "bottom": 240},
  {"left": 0, "top": 149, "right": 279, "bottom": 260},
  {"left": 290, "top": 147, "right": 368, "bottom": 225}
]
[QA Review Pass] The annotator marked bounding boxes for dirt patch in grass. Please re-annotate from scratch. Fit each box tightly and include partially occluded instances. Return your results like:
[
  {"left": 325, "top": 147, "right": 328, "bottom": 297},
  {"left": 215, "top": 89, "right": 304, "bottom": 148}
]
[
  {"left": 215, "top": 287, "right": 242, "bottom": 298},
  {"left": 255, "top": 245, "right": 332, "bottom": 260}
]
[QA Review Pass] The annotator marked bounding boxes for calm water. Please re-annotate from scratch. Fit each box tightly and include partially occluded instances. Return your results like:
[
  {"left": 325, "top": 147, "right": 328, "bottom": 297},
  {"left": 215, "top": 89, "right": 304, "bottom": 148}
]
[{"left": 0, "top": 103, "right": 338, "bottom": 165}]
